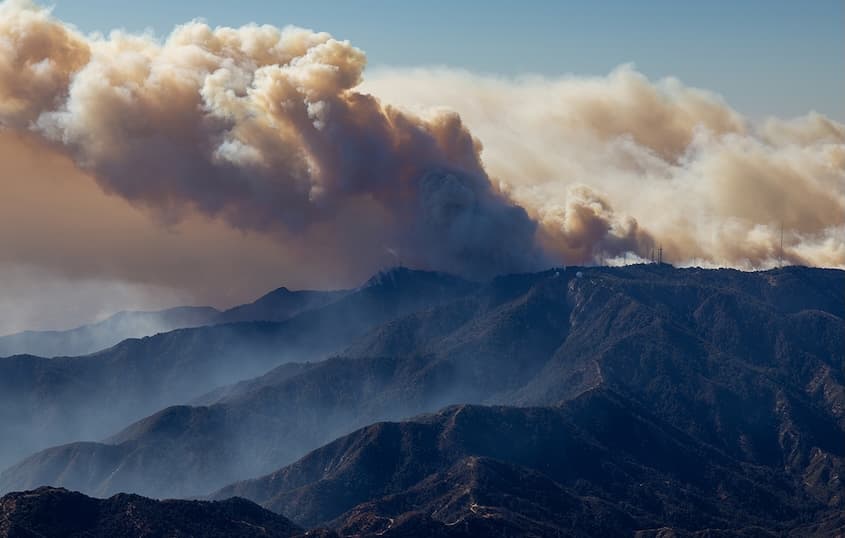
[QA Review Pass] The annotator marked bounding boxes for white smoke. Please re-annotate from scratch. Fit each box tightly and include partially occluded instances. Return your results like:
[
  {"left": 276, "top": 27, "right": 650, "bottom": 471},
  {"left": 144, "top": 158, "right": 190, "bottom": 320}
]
[{"left": 364, "top": 66, "right": 845, "bottom": 268}]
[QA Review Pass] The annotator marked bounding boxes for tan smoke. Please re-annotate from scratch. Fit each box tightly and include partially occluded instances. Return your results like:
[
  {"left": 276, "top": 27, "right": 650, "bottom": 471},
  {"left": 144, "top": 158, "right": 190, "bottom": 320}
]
[
  {"left": 0, "top": 0, "right": 543, "bottom": 279},
  {"left": 1, "top": 0, "right": 842, "bottom": 306},
  {"left": 0, "top": 0, "right": 89, "bottom": 126},
  {"left": 0, "top": 130, "right": 405, "bottom": 333},
  {"left": 364, "top": 67, "right": 845, "bottom": 268}
]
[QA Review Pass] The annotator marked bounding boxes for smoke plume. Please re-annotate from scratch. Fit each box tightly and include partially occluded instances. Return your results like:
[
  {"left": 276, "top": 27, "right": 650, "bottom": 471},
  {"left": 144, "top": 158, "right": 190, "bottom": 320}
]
[
  {"left": 0, "top": 0, "right": 543, "bottom": 280},
  {"left": 1, "top": 0, "right": 843, "bottom": 318},
  {"left": 364, "top": 67, "right": 845, "bottom": 268}
]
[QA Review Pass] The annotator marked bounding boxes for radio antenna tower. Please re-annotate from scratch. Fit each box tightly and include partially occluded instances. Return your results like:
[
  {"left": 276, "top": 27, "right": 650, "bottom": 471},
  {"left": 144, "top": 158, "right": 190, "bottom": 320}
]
[
  {"left": 779, "top": 222, "right": 784, "bottom": 268},
  {"left": 657, "top": 245, "right": 663, "bottom": 265}
]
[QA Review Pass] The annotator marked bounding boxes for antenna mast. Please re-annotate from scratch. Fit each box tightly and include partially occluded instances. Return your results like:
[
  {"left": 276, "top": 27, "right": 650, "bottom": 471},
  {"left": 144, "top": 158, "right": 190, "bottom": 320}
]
[{"left": 779, "top": 223, "right": 784, "bottom": 268}]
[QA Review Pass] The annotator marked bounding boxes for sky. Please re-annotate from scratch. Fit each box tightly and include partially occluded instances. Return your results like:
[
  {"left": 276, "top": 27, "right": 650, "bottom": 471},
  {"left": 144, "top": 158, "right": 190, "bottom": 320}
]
[
  {"left": 50, "top": 0, "right": 845, "bottom": 122},
  {"left": 0, "top": 0, "right": 843, "bottom": 334}
]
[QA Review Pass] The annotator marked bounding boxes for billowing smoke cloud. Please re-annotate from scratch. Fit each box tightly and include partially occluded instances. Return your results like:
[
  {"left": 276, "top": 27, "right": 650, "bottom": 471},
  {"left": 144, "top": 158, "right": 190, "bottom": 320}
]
[
  {"left": 0, "top": 0, "right": 543, "bottom": 280},
  {"left": 364, "top": 67, "right": 845, "bottom": 268},
  {"left": 1, "top": 0, "right": 843, "bottom": 327}
]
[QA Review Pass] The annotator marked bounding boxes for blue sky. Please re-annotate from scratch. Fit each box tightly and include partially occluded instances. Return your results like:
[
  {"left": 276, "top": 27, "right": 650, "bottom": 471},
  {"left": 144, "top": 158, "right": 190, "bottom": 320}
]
[{"left": 50, "top": 1, "right": 845, "bottom": 121}]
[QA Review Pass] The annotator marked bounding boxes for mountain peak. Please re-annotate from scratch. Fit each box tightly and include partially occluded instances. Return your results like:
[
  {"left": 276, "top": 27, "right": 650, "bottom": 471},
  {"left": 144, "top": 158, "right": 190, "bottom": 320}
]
[
  {"left": 268, "top": 286, "right": 292, "bottom": 295},
  {"left": 360, "top": 266, "right": 470, "bottom": 291},
  {"left": 361, "top": 266, "right": 418, "bottom": 288}
]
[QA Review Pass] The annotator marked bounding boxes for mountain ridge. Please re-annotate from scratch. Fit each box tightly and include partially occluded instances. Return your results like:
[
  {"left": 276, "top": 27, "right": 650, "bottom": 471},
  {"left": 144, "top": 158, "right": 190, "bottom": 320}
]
[
  {"left": 212, "top": 388, "right": 819, "bottom": 529},
  {"left": 0, "top": 306, "right": 221, "bottom": 358},
  {"left": 0, "top": 486, "right": 302, "bottom": 538},
  {"left": 0, "top": 268, "right": 474, "bottom": 471},
  {"left": 3, "top": 265, "right": 840, "bottom": 525},
  {"left": 0, "top": 282, "right": 353, "bottom": 359}
]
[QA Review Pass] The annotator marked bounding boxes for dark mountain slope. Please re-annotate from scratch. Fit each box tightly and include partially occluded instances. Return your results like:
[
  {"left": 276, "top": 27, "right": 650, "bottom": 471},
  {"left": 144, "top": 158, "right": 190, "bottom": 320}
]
[
  {"left": 338, "top": 456, "right": 636, "bottom": 538},
  {"left": 0, "top": 306, "right": 220, "bottom": 358},
  {"left": 511, "top": 266, "right": 845, "bottom": 506},
  {"left": 0, "top": 486, "right": 301, "bottom": 538},
  {"left": 207, "top": 267, "right": 842, "bottom": 527},
  {"left": 216, "top": 390, "right": 833, "bottom": 535},
  {"left": 337, "top": 454, "right": 842, "bottom": 538},
  {"left": 0, "top": 269, "right": 472, "bottom": 471},
  {"left": 0, "top": 271, "right": 564, "bottom": 497},
  {"left": 3, "top": 266, "right": 842, "bottom": 522}
]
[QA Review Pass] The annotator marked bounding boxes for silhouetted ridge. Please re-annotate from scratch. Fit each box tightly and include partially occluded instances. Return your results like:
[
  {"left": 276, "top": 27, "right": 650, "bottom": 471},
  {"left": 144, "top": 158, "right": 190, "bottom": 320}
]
[{"left": 0, "top": 486, "right": 301, "bottom": 538}]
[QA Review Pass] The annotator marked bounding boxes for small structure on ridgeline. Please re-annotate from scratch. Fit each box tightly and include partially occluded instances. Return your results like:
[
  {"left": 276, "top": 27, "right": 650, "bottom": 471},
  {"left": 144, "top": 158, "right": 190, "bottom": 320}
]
[{"left": 648, "top": 244, "right": 670, "bottom": 266}]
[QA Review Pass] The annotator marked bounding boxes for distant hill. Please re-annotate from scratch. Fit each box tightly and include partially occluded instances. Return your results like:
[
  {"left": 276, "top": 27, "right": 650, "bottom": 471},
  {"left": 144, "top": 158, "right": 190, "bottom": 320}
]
[
  {"left": 0, "top": 268, "right": 473, "bottom": 471},
  {"left": 0, "top": 306, "right": 220, "bottom": 358},
  {"left": 0, "top": 268, "right": 565, "bottom": 497},
  {"left": 4, "top": 264, "right": 841, "bottom": 529},
  {"left": 216, "top": 287, "right": 348, "bottom": 325},
  {"left": 0, "top": 284, "right": 350, "bottom": 359},
  {"left": 0, "top": 486, "right": 301, "bottom": 538}
]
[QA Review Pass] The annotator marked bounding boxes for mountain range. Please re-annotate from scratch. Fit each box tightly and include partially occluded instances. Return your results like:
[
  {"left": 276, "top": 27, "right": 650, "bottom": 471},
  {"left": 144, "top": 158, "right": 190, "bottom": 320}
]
[
  {"left": 0, "top": 306, "right": 220, "bottom": 358},
  {"left": 0, "top": 265, "right": 842, "bottom": 536},
  {"left": 0, "top": 269, "right": 472, "bottom": 469},
  {"left": 218, "top": 389, "right": 837, "bottom": 535},
  {"left": 0, "top": 285, "right": 349, "bottom": 358}
]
